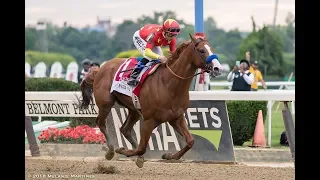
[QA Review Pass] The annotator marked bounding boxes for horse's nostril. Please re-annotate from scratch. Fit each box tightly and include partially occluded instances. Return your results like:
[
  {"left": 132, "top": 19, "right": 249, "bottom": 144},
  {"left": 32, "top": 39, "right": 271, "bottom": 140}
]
[{"left": 213, "top": 67, "right": 219, "bottom": 71}]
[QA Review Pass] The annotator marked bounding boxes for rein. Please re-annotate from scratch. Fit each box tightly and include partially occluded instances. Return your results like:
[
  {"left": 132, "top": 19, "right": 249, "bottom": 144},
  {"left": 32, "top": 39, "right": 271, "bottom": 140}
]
[
  {"left": 165, "top": 38, "right": 211, "bottom": 80},
  {"left": 165, "top": 63, "right": 205, "bottom": 80}
]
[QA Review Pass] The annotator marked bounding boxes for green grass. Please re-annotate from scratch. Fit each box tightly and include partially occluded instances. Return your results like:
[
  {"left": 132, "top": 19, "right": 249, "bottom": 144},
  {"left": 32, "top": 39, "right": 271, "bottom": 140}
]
[
  {"left": 240, "top": 102, "right": 295, "bottom": 149},
  {"left": 207, "top": 81, "right": 294, "bottom": 148}
]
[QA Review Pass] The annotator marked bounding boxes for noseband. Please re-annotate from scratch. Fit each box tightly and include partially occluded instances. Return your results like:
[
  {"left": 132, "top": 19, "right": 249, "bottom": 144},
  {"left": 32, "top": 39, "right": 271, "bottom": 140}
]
[{"left": 166, "top": 38, "right": 212, "bottom": 80}]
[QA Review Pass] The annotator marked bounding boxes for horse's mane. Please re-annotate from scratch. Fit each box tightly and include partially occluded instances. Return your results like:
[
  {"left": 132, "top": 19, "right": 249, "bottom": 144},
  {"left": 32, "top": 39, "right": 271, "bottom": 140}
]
[
  {"left": 166, "top": 37, "right": 206, "bottom": 65},
  {"left": 167, "top": 40, "right": 192, "bottom": 64}
]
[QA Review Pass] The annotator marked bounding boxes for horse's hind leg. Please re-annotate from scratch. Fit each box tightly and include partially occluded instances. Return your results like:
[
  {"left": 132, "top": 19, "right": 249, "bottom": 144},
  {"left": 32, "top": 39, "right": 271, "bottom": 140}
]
[
  {"left": 116, "top": 118, "right": 160, "bottom": 168},
  {"left": 161, "top": 116, "right": 194, "bottom": 160},
  {"left": 120, "top": 110, "right": 141, "bottom": 149},
  {"left": 96, "top": 95, "right": 116, "bottom": 160}
]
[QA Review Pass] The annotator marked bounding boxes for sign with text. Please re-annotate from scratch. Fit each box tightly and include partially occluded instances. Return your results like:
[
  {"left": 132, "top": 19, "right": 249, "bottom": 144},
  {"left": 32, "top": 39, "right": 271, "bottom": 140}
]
[
  {"left": 26, "top": 99, "right": 235, "bottom": 162},
  {"left": 25, "top": 101, "right": 98, "bottom": 117},
  {"left": 104, "top": 101, "right": 235, "bottom": 162}
]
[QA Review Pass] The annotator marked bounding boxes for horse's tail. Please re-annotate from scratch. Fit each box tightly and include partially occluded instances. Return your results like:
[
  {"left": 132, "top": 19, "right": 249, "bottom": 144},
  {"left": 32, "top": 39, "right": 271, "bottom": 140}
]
[{"left": 79, "top": 69, "right": 99, "bottom": 109}]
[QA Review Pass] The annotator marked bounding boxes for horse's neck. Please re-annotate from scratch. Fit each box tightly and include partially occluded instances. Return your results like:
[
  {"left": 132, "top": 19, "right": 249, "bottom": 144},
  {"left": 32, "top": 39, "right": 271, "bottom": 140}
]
[{"left": 165, "top": 47, "right": 197, "bottom": 93}]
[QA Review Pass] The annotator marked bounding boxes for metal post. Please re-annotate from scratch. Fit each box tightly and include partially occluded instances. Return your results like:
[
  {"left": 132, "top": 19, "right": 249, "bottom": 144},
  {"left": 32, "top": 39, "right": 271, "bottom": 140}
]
[
  {"left": 267, "top": 100, "right": 272, "bottom": 146},
  {"left": 194, "top": 0, "right": 204, "bottom": 37},
  {"left": 282, "top": 102, "right": 295, "bottom": 165},
  {"left": 25, "top": 115, "right": 40, "bottom": 156},
  {"left": 192, "top": 0, "right": 205, "bottom": 91},
  {"left": 38, "top": 116, "right": 42, "bottom": 122}
]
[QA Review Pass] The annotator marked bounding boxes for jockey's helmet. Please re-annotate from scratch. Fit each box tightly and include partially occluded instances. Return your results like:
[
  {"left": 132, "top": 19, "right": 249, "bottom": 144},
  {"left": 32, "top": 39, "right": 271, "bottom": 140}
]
[{"left": 162, "top": 19, "right": 180, "bottom": 35}]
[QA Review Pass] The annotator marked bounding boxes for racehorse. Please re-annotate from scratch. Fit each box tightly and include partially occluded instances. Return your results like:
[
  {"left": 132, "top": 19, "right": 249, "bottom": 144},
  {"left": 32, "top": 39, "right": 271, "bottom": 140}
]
[{"left": 79, "top": 33, "right": 222, "bottom": 168}]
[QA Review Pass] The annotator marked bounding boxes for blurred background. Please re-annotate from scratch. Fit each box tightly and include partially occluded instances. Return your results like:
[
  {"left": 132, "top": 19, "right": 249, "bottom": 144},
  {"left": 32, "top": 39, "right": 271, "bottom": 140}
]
[{"left": 25, "top": 0, "right": 295, "bottom": 83}]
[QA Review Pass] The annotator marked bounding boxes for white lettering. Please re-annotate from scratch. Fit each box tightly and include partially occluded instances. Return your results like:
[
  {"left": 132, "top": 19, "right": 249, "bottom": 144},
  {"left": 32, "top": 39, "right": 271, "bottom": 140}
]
[
  {"left": 119, "top": 108, "right": 128, "bottom": 120},
  {"left": 162, "top": 123, "right": 181, "bottom": 150},
  {"left": 149, "top": 128, "right": 163, "bottom": 150},
  {"left": 70, "top": 174, "right": 95, "bottom": 178},
  {"left": 47, "top": 174, "right": 69, "bottom": 178},
  {"left": 197, "top": 108, "right": 209, "bottom": 128},
  {"left": 132, "top": 109, "right": 141, "bottom": 145},
  {"left": 210, "top": 107, "right": 222, "bottom": 128},
  {"left": 110, "top": 106, "right": 227, "bottom": 151},
  {"left": 111, "top": 108, "right": 132, "bottom": 149},
  {"left": 187, "top": 108, "right": 200, "bottom": 128}
]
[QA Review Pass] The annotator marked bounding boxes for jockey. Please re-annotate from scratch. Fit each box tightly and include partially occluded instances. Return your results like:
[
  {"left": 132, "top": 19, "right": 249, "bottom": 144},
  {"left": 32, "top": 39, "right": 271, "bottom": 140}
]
[{"left": 127, "top": 19, "right": 181, "bottom": 86}]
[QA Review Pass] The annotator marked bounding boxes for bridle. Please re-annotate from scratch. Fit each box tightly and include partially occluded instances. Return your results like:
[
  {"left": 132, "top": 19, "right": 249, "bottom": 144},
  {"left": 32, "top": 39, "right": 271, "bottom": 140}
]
[{"left": 166, "top": 38, "right": 213, "bottom": 80}]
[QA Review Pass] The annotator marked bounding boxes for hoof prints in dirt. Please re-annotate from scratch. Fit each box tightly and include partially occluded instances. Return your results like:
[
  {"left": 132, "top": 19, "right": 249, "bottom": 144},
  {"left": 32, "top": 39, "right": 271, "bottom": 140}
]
[
  {"left": 93, "top": 161, "right": 119, "bottom": 174},
  {"left": 43, "top": 159, "right": 119, "bottom": 175}
]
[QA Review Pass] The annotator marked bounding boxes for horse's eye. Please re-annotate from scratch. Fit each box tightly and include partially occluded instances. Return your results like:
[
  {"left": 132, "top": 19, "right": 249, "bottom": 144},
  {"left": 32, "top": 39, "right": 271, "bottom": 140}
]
[{"left": 199, "top": 49, "right": 205, "bottom": 53}]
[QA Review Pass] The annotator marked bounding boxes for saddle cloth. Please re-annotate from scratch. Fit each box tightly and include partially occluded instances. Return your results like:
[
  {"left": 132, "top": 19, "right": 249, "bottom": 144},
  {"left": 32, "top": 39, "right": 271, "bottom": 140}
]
[{"left": 110, "top": 57, "right": 160, "bottom": 97}]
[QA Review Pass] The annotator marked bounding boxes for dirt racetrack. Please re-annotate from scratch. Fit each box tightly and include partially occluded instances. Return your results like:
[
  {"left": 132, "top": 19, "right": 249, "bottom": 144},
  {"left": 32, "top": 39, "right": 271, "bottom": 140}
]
[{"left": 26, "top": 156, "right": 294, "bottom": 180}]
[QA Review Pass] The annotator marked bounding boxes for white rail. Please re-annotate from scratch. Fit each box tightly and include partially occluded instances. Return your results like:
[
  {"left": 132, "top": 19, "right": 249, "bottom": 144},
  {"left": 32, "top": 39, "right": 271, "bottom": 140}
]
[
  {"left": 189, "top": 90, "right": 294, "bottom": 101},
  {"left": 25, "top": 90, "right": 295, "bottom": 101},
  {"left": 210, "top": 81, "right": 295, "bottom": 87}
]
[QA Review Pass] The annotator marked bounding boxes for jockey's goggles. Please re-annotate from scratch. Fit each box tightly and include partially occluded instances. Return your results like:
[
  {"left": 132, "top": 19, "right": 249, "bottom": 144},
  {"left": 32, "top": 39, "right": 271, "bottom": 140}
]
[
  {"left": 167, "top": 28, "right": 180, "bottom": 33},
  {"left": 166, "top": 33, "right": 177, "bottom": 37}
]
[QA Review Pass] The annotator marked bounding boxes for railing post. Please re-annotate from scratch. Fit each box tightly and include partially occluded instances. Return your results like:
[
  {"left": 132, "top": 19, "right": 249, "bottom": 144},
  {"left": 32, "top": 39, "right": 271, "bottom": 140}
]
[
  {"left": 267, "top": 100, "right": 272, "bottom": 147},
  {"left": 281, "top": 101, "right": 295, "bottom": 166},
  {"left": 25, "top": 115, "right": 40, "bottom": 157}
]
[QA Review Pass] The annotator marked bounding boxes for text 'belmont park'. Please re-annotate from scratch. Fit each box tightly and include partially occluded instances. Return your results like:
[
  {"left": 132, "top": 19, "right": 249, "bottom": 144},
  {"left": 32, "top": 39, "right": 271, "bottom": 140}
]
[{"left": 25, "top": 102, "right": 98, "bottom": 115}]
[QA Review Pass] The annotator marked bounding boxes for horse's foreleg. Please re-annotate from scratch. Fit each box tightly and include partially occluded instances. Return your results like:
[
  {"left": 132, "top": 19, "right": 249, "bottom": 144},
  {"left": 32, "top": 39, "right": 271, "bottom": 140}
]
[
  {"left": 120, "top": 110, "right": 141, "bottom": 149},
  {"left": 162, "top": 116, "right": 194, "bottom": 160},
  {"left": 116, "top": 119, "right": 159, "bottom": 168}
]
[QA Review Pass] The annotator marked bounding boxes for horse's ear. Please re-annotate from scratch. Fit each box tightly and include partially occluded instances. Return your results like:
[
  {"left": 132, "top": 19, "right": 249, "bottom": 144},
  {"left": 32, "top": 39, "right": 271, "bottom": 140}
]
[{"left": 189, "top": 33, "right": 196, "bottom": 43}]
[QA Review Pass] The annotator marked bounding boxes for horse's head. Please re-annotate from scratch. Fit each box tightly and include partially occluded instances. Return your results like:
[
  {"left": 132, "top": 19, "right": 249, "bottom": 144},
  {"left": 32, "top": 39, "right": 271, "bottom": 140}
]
[{"left": 188, "top": 33, "right": 222, "bottom": 77}]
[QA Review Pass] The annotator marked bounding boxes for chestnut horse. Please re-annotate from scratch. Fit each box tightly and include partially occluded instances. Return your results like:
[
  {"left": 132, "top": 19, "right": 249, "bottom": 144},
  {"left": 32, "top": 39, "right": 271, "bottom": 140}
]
[{"left": 79, "top": 34, "right": 222, "bottom": 168}]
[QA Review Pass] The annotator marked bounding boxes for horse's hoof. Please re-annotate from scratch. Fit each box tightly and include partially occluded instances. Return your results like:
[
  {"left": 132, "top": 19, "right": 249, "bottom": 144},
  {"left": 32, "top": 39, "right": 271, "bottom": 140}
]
[
  {"left": 135, "top": 156, "right": 144, "bottom": 168},
  {"left": 161, "top": 152, "right": 173, "bottom": 160},
  {"left": 115, "top": 147, "right": 126, "bottom": 154},
  {"left": 105, "top": 150, "right": 114, "bottom": 160}
]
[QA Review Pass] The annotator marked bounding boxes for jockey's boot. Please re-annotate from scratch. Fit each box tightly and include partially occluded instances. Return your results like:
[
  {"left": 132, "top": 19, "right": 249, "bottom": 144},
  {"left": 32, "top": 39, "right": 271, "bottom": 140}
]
[{"left": 127, "top": 58, "right": 149, "bottom": 86}]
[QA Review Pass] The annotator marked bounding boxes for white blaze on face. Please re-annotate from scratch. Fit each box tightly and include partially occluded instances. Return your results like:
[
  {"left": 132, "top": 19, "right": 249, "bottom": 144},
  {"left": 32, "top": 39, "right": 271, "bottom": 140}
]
[
  {"left": 204, "top": 44, "right": 213, "bottom": 55},
  {"left": 204, "top": 44, "right": 221, "bottom": 67}
]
